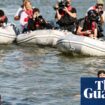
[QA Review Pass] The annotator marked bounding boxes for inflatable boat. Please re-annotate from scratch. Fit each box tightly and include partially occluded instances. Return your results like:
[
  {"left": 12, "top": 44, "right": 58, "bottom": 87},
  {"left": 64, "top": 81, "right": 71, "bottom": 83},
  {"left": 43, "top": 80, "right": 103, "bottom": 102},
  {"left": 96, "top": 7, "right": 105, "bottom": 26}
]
[
  {"left": 57, "top": 33, "right": 105, "bottom": 56},
  {"left": 0, "top": 24, "right": 16, "bottom": 44},
  {"left": 17, "top": 30, "right": 67, "bottom": 46}
]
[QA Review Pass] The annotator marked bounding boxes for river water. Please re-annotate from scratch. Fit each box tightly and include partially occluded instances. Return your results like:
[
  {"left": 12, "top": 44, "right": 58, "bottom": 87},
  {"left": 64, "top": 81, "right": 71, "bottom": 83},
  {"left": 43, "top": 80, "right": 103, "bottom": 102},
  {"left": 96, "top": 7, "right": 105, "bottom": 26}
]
[{"left": 0, "top": 0, "right": 105, "bottom": 105}]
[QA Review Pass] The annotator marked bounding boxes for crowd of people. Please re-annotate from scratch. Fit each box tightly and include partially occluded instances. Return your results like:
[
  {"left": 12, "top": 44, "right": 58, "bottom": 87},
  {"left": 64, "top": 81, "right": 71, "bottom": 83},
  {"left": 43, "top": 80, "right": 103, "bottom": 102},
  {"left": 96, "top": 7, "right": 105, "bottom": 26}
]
[
  {"left": 14, "top": 0, "right": 53, "bottom": 33},
  {"left": 0, "top": 0, "right": 105, "bottom": 39}
]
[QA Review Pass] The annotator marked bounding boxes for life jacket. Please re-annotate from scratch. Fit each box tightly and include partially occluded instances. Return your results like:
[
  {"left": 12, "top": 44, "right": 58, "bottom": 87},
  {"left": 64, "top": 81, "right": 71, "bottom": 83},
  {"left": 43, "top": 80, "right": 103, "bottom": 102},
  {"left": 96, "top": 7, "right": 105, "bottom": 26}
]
[
  {"left": 88, "top": 6, "right": 97, "bottom": 12},
  {"left": 24, "top": 9, "right": 33, "bottom": 23},
  {"left": 25, "top": 9, "right": 33, "bottom": 18},
  {"left": 34, "top": 16, "right": 46, "bottom": 29},
  {"left": 0, "top": 16, "right": 7, "bottom": 23},
  {"left": 35, "top": 21, "right": 40, "bottom": 28},
  {"left": 82, "top": 17, "right": 97, "bottom": 36},
  {"left": 67, "top": 6, "right": 72, "bottom": 11},
  {"left": 27, "top": 16, "right": 43, "bottom": 30},
  {"left": 91, "top": 6, "right": 97, "bottom": 10}
]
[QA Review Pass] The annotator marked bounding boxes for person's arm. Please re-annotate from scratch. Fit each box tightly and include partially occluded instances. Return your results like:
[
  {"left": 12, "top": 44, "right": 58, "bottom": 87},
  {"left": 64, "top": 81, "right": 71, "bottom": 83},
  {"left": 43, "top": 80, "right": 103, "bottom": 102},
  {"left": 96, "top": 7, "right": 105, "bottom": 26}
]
[
  {"left": 14, "top": 7, "right": 22, "bottom": 21},
  {"left": 63, "top": 7, "right": 77, "bottom": 18},
  {"left": 93, "top": 28, "right": 97, "bottom": 38},
  {"left": 98, "top": 11, "right": 104, "bottom": 24},
  {"left": 103, "top": 11, "right": 105, "bottom": 22},
  {"left": 92, "top": 22, "right": 97, "bottom": 38},
  {"left": 77, "top": 26, "right": 91, "bottom": 35},
  {"left": 91, "top": 21, "right": 98, "bottom": 38},
  {"left": 55, "top": 9, "right": 62, "bottom": 21},
  {"left": 54, "top": 2, "right": 62, "bottom": 21},
  {"left": 101, "top": 11, "right": 105, "bottom": 24},
  {"left": 76, "top": 20, "right": 91, "bottom": 35},
  {"left": 14, "top": 16, "right": 20, "bottom": 21}
]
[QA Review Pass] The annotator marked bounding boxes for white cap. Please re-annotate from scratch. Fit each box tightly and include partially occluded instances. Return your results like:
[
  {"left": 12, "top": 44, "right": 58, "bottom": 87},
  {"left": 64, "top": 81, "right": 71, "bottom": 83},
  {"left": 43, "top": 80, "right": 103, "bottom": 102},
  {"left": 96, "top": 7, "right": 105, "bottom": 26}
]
[{"left": 96, "top": 0, "right": 104, "bottom": 5}]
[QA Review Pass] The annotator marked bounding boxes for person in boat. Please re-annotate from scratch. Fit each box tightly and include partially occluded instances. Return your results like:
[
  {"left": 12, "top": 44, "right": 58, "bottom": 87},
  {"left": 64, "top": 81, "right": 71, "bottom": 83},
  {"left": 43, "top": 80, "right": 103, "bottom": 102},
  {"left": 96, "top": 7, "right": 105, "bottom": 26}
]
[
  {"left": 97, "top": 70, "right": 105, "bottom": 78},
  {"left": 0, "top": 9, "right": 8, "bottom": 27},
  {"left": 76, "top": 10, "right": 98, "bottom": 39},
  {"left": 14, "top": 0, "right": 31, "bottom": 21},
  {"left": 87, "top": 0, "right": 104, "bottom": 38},
  {"left": 54, "top": 0, "right": 77, "bottom": 33},
  {"left": 27, "top": 8, "right": 53, "bottom": 31},
  {"left": 19, "top": 0, "right": 33, "bottom": 33}
]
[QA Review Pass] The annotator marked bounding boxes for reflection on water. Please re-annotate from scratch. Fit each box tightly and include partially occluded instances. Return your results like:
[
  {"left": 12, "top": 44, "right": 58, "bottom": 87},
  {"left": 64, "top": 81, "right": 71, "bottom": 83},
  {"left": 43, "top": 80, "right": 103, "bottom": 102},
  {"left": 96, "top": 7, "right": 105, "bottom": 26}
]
[{"left": 0, "top": 45, "right": 105, "bottom": 105}]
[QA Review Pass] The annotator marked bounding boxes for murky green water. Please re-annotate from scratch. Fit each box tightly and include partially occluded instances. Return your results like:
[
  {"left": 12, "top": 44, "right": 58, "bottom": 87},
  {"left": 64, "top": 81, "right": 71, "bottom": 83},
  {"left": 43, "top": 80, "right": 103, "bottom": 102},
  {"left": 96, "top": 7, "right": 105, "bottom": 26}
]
[{"left": 0, "top": 0, "right": 105, "bottom": 105}]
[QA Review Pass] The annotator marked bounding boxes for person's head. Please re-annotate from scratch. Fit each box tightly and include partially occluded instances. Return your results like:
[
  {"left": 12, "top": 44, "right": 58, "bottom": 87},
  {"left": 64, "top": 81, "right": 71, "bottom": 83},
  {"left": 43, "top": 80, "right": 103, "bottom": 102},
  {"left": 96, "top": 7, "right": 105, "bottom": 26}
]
[
  {"left": 23, "top": 0, "right": 30, "bottom": 3},
  {"left": 33, "top": 8, "right": 40, "bottom": 18},
  {"left": 65, "top": 0, "right": 71, "bottom": 2},
  {"left": 96, "top": 0, "right": 104, "bottom": 11},
  {"left": 65, "top": 0, "right": 71, "bottom": 5},
  {"left": 97, "top": 70, "right": 105, "bottom": 78},
  {"left": 87, "top": 10, "right": 98, "bottom": 21},
  {"left": 21, "top": 0, "right": 30, "bottom": 8},
  {"left": 0, "top": 10, "right": 5, "bottom": 17},
  {"left": 24, "top": 1, "right": 32, "bottom": 10}
]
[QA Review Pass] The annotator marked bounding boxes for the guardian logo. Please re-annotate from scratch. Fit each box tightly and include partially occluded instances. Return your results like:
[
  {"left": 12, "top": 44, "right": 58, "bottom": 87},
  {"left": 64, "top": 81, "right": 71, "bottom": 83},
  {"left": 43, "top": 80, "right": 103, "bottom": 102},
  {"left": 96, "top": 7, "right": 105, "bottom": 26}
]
[
  {"left": 81, "top": 78, "right": 105, "bottom": 105},
  {"left": 84, "top": 80, "right": 105, "bottom": 99}
]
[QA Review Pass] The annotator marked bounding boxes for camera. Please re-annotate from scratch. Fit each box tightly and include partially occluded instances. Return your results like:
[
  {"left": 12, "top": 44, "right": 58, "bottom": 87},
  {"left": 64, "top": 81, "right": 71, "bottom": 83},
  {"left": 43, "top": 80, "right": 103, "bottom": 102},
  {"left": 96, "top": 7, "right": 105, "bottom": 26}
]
[
  {"left": 99, "top": 11, "right": 103, "bottom": 15},
  {"left": 88, "top": 10, "right": 99, "bottom": 21},
  {"left": 54, "top": 1, "right": 69, "bottom": 10},
  {"left": 58, "top": 1, "right": 66, "bottom": 9}
]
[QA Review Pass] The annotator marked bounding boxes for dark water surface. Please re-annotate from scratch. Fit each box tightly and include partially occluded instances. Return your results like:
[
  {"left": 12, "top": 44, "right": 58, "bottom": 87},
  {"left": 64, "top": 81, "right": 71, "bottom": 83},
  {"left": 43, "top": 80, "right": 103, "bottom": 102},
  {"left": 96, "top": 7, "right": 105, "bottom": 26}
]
[{"left": 0, "top": 0, "right": 105, "bottom": 105}]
